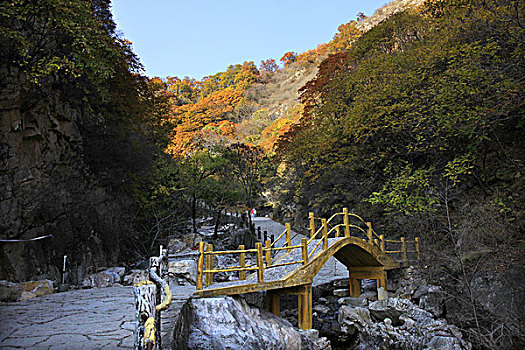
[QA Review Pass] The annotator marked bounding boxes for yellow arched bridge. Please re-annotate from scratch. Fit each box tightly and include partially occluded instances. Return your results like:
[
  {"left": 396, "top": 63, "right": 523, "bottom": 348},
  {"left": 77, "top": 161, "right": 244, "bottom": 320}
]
[{"left": 193, "top": 208, "right": 420, "bottom": 329}]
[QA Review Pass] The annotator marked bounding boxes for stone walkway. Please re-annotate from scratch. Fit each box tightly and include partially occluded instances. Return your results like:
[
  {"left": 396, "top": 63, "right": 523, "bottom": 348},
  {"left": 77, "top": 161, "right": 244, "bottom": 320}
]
[{"left": 0, "top": 284, "right": 194, "bottom": 349}]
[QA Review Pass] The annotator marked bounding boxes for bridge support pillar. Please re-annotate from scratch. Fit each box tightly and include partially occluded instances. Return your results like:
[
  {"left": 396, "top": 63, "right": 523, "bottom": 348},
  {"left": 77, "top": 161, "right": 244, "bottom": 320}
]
[
  {"left": 349, "top": 277, "right": 361, "bottom": 297},
  {"left": 298, "top": 284, "right": 312, "bottom": 330},
  {"left": 266, "top": 291, "right": 280, "bottom": 317},
  {"left": 348, "top": 267, "right": 388, "bottom": 300}
]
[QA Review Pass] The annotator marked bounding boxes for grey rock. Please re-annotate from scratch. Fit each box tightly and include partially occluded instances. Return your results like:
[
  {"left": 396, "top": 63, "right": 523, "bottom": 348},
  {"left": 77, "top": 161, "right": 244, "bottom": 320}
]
[
  {"left": 172, "top": 296, "right": 325, "bottom": 350},
  {"left": 122, "top": 269, "right": 149, "bottom": 286},
  {"left": 81, "top": 267, "right": 125, "bottom": 288},
  {"left": 0, "top": 280, "right": 23, "bottom": 302},
  {"left": 412, "top": 284, "right": 429, "bottom": 300},
  {"left": 333, "top": 288, "right": 349, "bottom": 297},
  {"left": 337, "top": 295, "right": 368, "bottom": 307},
  {"left": 168, "top": 259, "right": 197, "bottom": 285}
]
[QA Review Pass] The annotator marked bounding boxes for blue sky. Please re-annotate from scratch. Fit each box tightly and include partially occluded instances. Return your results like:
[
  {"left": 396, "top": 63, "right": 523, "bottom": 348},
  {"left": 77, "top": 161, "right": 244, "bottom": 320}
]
[{"left": 111, "top": 0, "right": 388, "bottom": 80}]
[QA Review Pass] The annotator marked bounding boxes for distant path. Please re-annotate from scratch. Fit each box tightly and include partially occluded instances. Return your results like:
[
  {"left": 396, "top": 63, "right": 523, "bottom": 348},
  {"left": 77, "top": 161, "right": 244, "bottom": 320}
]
[
  {"left": 0, "top": 284, "right": 194, "bottom": 349},
  {"left": 253, "top": 217, "right": 348, "bottom": 286}
]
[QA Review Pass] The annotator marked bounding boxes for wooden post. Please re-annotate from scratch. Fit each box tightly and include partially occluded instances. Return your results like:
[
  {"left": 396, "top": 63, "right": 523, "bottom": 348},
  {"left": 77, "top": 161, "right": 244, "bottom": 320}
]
[
  {"left": 285, "top": 223, "right": 291, "bottom": 252},
  {"left": 335, "top": 226, "right": 340, "bottom": 238},
  {"left": 401, "top": 237, "right": 407, "bottom": 263},
  {"left": 196, "top": 242, "right": 204, "bottom": 291},
  {"left": 366, "top": 222, "right": 373, "bottom": 244},
  {"left": 256, "top": 242, "right": 264, "bottom": 283},
  {"left": 415, "top": 237, "right": 420, "bottom": 260},
  {"left": 374, "top": 238, "right": 379, "bottom": 247},
  {"left": 349, "top": 270, "right": 361, "bottom": 297},
  {"left": 271, "top": 234, "right": 275, "bottom": 244},
  {"left": 266, "top": 291, "right": 280, "bottom": 317},
  {"left": 298, "top": 284, "right": 312, "bottom": 330},
  {"left": 380, "top": 235, "right": 385, "bottom": 253},
  {"left": 205, "top": 244, "right": 213, "bottom": 287},
  {"left": 322, "top": 218, "right": 328, "bottom": 250},
  {"left": 265, "top": 240, "right": 272, "bottom": 267},
  {"left": 309, "top": 212, "right": 315, "bottom": 238},
  {"left": 257, "top": 227, "right": 261, "bottom": 240},
  {"left": 301, "top": 238, "right": 308, "bottom": 265},
  {"left": 343, "top": 208, "right": 350, "bottom": 237},
  {"left": 263, "top": 230, "right": 268, "bottom": 242},
  {"left": 239, "top": 245, "right": 246, "bottom": 280}
]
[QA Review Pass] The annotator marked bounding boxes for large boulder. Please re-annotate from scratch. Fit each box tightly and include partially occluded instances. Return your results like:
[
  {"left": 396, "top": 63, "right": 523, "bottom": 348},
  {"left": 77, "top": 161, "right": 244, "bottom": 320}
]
[
  {"left": 339, "top": 298, "right": 471, "bottom": 350},
  {"left": 172, "top": 296, "right": 328, "bottom": 350},
  {"left": 0, "top": 280, "right": 23, "bottom": 302},
  {"left": 168, "top": 260, "right": 196, "bottom": 285},
  {"left": 81, "top": 267, "right": 125, "bottom": 288}
]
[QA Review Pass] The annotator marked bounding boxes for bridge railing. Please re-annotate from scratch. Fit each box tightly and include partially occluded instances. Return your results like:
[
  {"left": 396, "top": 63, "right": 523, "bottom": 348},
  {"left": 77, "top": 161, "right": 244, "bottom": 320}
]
[{"left": 195, "top": 208, "right": 421, "bottom": 290}]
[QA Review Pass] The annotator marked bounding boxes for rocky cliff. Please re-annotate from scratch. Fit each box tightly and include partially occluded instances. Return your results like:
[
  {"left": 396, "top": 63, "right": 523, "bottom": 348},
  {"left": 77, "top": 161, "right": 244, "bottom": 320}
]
[{"left": 0, "top": 66, "right": 133, "bottom": 282}]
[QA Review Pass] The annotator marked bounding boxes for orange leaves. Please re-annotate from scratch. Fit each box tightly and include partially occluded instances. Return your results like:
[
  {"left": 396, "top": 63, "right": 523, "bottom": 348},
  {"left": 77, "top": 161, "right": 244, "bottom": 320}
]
[
  {"left": 296, "top": 43, "right": 330, "bottom": 65},
  {"left": 329, "top": 21, "right": 362, "bottom": 52},
  {"left": 167, "top": 88, "right": 244, "bottom": 156},
  {"left": 280, "top": 51, "right": 298, "bottom": 67}
]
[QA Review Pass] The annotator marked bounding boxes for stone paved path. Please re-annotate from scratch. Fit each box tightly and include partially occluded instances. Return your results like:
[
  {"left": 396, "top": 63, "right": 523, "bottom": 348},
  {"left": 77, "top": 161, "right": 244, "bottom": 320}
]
[{"left": 0, "top": 283, "right": 194, "bottom": 349}]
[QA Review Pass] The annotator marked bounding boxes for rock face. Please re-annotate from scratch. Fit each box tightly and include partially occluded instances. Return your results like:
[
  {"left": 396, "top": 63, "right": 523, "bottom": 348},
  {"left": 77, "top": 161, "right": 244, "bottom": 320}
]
[
  {"left": 172, "top": 296, "right": 327, "bottom": 350},
  {"left": 0, "top": 66, "right": 134, "bottom": 282},
  {"left": 339, "top": 298, "right": 471, "bottom": 350}
]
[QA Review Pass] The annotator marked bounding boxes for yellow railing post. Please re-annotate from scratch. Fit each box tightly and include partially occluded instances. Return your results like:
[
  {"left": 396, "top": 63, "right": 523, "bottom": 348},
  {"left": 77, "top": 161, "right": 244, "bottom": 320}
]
[
  {"left": 401, "top": 237, "right": 407, "bottom": 263},
  {"left": 301, "top": 238, "right": 308, "bottom": 265},
  {"left": 205, "top": 244, "right": 213, "bottom": 287},
  {"left": 415, "top": 237, "right": 420, "bottom": 260},
  {"left": 309, "top": 212, "right": 315, "bottom": 238},
  {"left": 335, "top": 226, "right": 340, "bottom": 238},
  {"left": 343, "top": 208, "right": 350, "bottom": 237},
  {"left": 265, "top": 240, "right": 272, "bottom": 267},
  {"left": 256, "top": 242, "right": 264, "bottom": 283},
  {"left": 239, "top": 245, "right": 245, "bottom": 280},
  {"left": 196, "top": 242, "right": 204, "bottom": 291},
  {"left": 380, "top": 235, "right": 385, "bottom": 253},
  {"left": 366, "top": 222, "right": 373, "bottom": 244},
  {"left": 322, "top": 218, "right": 328, "bottom": 250},
  {"left": 285, "top": 223, "right": 291, "bottom": 252},
  {"left": 374, "top": 238, "right": 379, "bottom": 247}
]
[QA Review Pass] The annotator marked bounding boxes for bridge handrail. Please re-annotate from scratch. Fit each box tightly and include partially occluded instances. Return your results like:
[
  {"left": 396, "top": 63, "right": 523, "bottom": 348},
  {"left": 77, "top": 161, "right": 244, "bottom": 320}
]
[{"left": 195, "top": 208, "right": 421, "bottom": 291}]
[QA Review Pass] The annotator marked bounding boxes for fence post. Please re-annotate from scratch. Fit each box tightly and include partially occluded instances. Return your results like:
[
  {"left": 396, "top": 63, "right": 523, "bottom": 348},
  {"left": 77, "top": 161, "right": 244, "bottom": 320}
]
[
  {"left": 401, "top": 237, "right": 407, "bottom": 263},
  {"left": 374, "top": 238, "right": 379, "bottom": 247},
  {"left": 366, "top": 222, "right": 373, "bottom": 244},
  {"left": 343, "top": 208, "right": 350, "bottom": 237},
  {"left": 205, "top": 244, "right": 213, "bottom": 287},
  {"left": 335, "top": 226, "right": 340, "bottom": 238},
  {"left": 270, "top": 234, "right": 275, "bottom": 244},
  {"left": 264, "top": 230, "right": 268, "bottom": 242},
  {"left": 285, "top": 223, "right": 291, "bottom": 252},
  {"left": 196, "top": 242, "right": 204, "bottom": 291},
  {"left": 239, "top": 245, "right": 246, "bottom": 280},
  {"left": 380, "top": 235, "right": 385, "bottom": 253},
  {"left": 415, "top": 237, "right": 420, "bottom": 260},
  {"left": 257, "top": 227, "right": 261, "bottom": 240},
  {"left": 265, "top": 240, "right": 272, "bottom": 267},
  {"left": 322, "top": 218, "right": 328, "bottom": 250},
  {"left": 256, "top": 242, "right": 264, "bottom": 283},
  {"left": 301, "top": 238, "right": 308, "bottom": 265},
  {"left": 309, "top": 212, "right": 315, "bottom": 238}
]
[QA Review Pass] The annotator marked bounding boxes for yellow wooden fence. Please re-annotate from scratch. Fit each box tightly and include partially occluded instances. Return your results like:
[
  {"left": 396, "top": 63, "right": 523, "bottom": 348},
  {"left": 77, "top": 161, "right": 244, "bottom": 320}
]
[{"left": 195, "top": 208, "right": 420, "bottom": 291}]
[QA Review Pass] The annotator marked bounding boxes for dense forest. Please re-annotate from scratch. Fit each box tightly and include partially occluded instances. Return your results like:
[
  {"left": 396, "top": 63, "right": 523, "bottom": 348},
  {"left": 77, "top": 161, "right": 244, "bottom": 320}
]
[{"left": 0, "top": 0, "right": 523, "bottom": 348}]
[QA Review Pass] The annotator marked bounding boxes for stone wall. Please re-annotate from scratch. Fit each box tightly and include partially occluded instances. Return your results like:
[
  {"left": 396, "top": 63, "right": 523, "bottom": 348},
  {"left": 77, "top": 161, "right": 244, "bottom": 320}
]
[{"left": 0, "top": 66, "right": 133, "bottom": 282}]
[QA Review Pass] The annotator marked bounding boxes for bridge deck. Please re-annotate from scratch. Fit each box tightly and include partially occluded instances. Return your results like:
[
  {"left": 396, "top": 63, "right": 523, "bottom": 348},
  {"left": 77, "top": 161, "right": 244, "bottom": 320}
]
[{"left": 195, "top": 237, "right": 400, "bottom": 297}]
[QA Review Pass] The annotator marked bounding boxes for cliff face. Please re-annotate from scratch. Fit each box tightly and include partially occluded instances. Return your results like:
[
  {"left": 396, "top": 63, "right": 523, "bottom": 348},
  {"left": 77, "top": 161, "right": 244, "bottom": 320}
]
[{"left": 0, "top": 66, "right": 133, "bottom": 282}]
